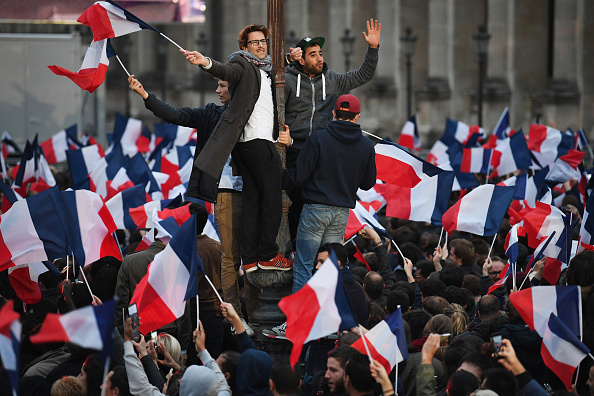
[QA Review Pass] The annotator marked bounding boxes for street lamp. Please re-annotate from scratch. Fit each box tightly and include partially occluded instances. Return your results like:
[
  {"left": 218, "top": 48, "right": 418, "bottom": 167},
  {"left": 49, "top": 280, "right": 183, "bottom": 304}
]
[
  {"left": 340, "top": 28, "right": 356, "bottom": 72},
  {"left": 400, "top": 26, "right": 417, "bottom": 118},
  {"left": 472, "top": 24, "right": 491, "bottom": 127},
  {"left": 196, "top": 32, "right": 209, "bottom": 106}
]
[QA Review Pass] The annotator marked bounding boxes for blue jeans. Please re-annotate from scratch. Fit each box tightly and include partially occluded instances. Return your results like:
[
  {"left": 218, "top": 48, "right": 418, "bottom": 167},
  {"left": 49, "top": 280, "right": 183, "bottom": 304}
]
[{"left": 292, "top": 204, "right": 349, "bottom": 293}]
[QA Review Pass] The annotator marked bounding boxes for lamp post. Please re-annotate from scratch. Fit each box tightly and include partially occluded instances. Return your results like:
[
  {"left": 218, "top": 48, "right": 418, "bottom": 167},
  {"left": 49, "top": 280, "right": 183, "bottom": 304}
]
[
  {"left": 340, "top": 28, "right": 355, "bottom": 72},
  {"left": 472, "top": 24, "right": 491, "bottom": 127},
  {"left": 400, "top": 26, "right": 417, "bottom": 118},
  {"left": 157, "top": 38, "right": 167, "bottom": 102},
  {"left": 196, "top": 32, "right": 209, "bottom": 106}
]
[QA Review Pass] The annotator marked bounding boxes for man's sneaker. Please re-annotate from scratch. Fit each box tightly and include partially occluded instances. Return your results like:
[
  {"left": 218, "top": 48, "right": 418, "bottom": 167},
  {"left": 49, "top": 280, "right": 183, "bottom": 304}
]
[
  {"left": 258, "top": 253, "right": 293, "bottom": 271},
  {"left": 262, "top": 322, "right": 287, "bottom": 340},
  {"left": 243, "top": 261, "right": 258, "bottom": 273},
  {"left": 231, "top": 318, "right": 255, "bottom": 337}
]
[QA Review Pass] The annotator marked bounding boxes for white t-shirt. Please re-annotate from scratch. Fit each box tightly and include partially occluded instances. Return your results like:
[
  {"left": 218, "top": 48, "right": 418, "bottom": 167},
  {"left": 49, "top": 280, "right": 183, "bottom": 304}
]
[{"left": 239, "top": 69, "right": 274, "bottom": 143}]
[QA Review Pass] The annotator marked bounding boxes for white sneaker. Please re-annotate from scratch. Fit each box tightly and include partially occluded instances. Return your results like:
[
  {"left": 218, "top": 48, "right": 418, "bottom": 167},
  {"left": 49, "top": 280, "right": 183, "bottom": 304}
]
[
  {"left": 262, "top": 322, "right": 287, "bottom": 340},
  {"left": 231, "top": 318, "right": 255, "bottom": 337}
]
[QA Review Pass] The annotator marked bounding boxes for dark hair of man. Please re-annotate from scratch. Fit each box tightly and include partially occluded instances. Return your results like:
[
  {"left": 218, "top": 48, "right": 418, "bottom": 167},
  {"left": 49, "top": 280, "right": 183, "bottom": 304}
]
[
  {"left": 567, "top": 250, "right": 594, "bottom": 288},
  {"left": 327, "top": 345, "right": 359, "bottom": 369},
  {"left": 344, "top": 352, "right": 375, "bottom": 392},
  {"left": 367, "top": 303, "right": 386, "bottom": 329},
  {"left": 393, "top": 281, "right": 415, "bottom": 307},
  {"left": 450, "top": 239, "right": 475, "bottom": 266},
  {"left": 402, "top": 309, "right": 432, "bottom": 341},
  {"left": 460, "top": 352, "right": 496, "bottom": 376},
  {"left": 386, "top": 290, "right": 410, "bottom": 314},
  {"left": 318, "top": 243, "right": 347, "bottom": 267},
  {"left": 334, "top": 109, "right": 358, "bottom": 121},
  {"left": 187, "top": 202, "right": 209, "bottom": 234},
  {"left": 446, "top": 370, "right": 479, "bottom": 396},
  {"left": 478, "top": 294, "right": 501, "bottom": 320},
  {"left": 422, "top": 296, "right": 448, "bottom": 316},
  {"left": 218, "top": 350, "right": 240, "bottom": 391},
  {"left": 83, "top": 355, "right": 104, "bottom": 396},
  {"left": 420, "top": 278, "right": 446, "bottom": 298},
  {"left": 440, "top": 264, "right": 464, "bottom": 288},
  {"left": 442, "top": 286, "right": 468, "bottom": 307},
  {"left": 363, "top": 272, "right": 384, "bottom": 299},
  {"left": 462, "top": 274, "right": 481, "bottom": 297},
  {"left": 443, "top": 335, "right": 484, "bottom": 380},
  {"left": 270, "top": 358, "right": 301, "bottom": 395},
  {"left": 400, "top": 242, "right": 421, "bottom": 265},
  {"left": 337, "top": 331, "right": 361, "bottom": 347},
  {"left": 482, "top": 368, "right": 518, "bottom": 395},
  {"left": 237, "top": 24, "right": 270, "bottom": 49},
  {"left": 416, "top": 260, "right": 435, "bottom": 279},
  {"left": 110, "top": 366, "right": 131, "bottom": 396},
  {"left": 166, "top": 372, "right": 183, "bottom": 396}
]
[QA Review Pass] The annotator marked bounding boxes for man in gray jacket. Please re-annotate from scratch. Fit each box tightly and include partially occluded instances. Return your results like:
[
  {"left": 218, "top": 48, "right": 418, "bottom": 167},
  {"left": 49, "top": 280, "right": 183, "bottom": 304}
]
[{"left": 284, "top": 19, "right": 381, "bottom": 240}]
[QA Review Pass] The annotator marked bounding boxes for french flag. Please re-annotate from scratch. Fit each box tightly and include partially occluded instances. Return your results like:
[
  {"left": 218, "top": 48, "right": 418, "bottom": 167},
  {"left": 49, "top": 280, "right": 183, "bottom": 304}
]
[
  {"left": 487, "top": 225, "right": 522, "bottom": 294},
  {"left": 66, "top": 144, "right": 105, "bottom": 185},
  {"left": 489, "top": 131, "right": 532, "bottom": 178},
  {"left": 135, "top": 231, "right": 155, "bottom": 252},
  {"left": 53, "top": 189, "right": 121, "bottom": 266},
  {"left": 48, "top": 38, "right": 114, "bottom": 94},
  {"left": 7, "top": 262, "right": 49, "bottom": 304},
  {"left": 0, "top": 188, "right": 69, "bottom": 272},
  {"left": 78, "top": 0, "right": 161, "bottom": 42},
  {"left": 344, "top": 201, "right": 388, "bottom": 240},
  {"left": 351, "top": 307, "right": 408, "bottom": 373},
  {"left": 545, "top": 150, "right": 584, "bottom": 184},
  {"left": 577, "top": 193, "right": 594, "bottom": 253},
  {"left": 510, "top": 285, "right": 582, "bottom": 338},
  {"left": 519, "top": 201, "right": 567, "bottom": 252},
  {"left": 427, "top": 139, "right": 450, "bottom": 165},
  {"left": 1, "top": 132, "right": 21, "bottom": 158},
  {"left": 108, "top": 113, "right": 143, "bottom": 157},
  {"left": 497, "top": 167, "right": 547, "bottom": 206},
  {"left": 375, "top": 141, "right": 443, "bottom": 188},
  {"left": 106, "top": 184, "right": 148, "bottom": 230},
  {"left": 0, "top": 301, "right": 21, "bottom": 396},
  {"left": 384, "top": 170, "right": 454, "bottom": 226},
  {"left": 541, "top": 313, "right": 590, "bottom": 390},
  {"left": 456, "top": 147, "right": 492, "bottom": 174},
  {"left": 39, "top": 125, "right": 80, "bottom": 164},
  {"left": 487, "top": 262, "right": 511, "bottom": 294},
  {"left": 279, "top": 249, "right": 357, "bottom": 368},
  {"left": 13, "top": 136, "right": 56, "bottom": 190},
  {"left": 442, "top": 184, "right": 517, "bottom": 236},
  {"left": 528, "top": 124, "right": 574, "bottom": 168},
  {"left": 128, "top": 195, "right": 183, "bottom": 229},
  {"left": 493, "top": 107, "right": 511, "bottom": 139},
  {"left": 574, "top": 128, "right": 590, "bottom": 152},
  {"left": 356, "top": 182, "right": 387, "bottom": 212},
  {"left": 137, "top": 126, "right": 163, "bottom": 155},
  {"left": 88, "top": 148, "right": 126, "bottom": 199},
  {"left": 397, "top": 115, "right": 421, "bottom": 151},
  {"left": 0, "top": 180, "right": 23, "bottom": 214},
  {"left": 30, "top": 298, "right": 117, "bottom": 361},
  {"left": 130, "top": 216, "right": 200, "bottom": 335},
  {"left": 445, "top": 118, "right": 484, "bottom": 147}
]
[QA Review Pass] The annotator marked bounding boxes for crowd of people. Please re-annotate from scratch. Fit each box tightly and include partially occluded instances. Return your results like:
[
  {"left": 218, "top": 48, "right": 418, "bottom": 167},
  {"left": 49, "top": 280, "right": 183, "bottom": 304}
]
[{"left": 1, "top": 17, "right": 594, "bottom": 396}]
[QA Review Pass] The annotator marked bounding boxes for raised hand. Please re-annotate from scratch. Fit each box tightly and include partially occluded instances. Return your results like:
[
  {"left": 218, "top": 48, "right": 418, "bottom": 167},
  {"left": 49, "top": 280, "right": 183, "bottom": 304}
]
[{"left": 363, "top": 19, "right": 381, "bottom": 48}]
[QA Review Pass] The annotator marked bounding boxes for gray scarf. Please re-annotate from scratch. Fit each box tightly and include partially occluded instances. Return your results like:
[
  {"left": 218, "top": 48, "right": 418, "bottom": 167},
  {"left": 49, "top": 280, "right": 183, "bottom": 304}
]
[{"left": 229, "top": 50, "right": 273, "bottom": 72}]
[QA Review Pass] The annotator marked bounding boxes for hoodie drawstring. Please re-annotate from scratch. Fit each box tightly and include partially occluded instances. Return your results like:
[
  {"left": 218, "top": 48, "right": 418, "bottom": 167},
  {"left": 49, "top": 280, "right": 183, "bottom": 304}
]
[
  {"left": 296, "top": 74, "right": 301, "bottom": 97},
  {"left": 322, "top": 73, "right": 326, "bottom": 100}
]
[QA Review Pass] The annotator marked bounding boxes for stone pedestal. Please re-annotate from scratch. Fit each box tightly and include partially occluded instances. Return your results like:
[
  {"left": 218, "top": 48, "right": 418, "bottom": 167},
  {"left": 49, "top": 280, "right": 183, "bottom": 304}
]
[{"left": 246, "top": 269, "right": 293, "bottom": 360}]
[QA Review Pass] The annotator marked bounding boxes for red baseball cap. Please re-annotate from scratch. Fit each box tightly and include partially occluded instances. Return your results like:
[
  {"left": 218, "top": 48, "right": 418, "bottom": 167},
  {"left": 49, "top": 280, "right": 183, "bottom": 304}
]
[{"left": 335, "top": 94, "right": 360, "bottom": 113}]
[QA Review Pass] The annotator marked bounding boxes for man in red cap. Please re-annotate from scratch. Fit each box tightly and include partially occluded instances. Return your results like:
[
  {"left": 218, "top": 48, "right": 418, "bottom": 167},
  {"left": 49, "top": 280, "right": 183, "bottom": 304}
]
[{"left": 282, "top": 94, "right": 376, "bottom": 295}]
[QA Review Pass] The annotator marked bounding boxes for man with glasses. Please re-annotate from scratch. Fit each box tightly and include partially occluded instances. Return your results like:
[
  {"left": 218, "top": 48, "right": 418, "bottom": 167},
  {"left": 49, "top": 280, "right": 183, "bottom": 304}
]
[
  {"left": 481, "top": 256, "right": 506, "bottom": 294},
  {"left": 182, "top": 24, "right": 293, "bottom": 275}
]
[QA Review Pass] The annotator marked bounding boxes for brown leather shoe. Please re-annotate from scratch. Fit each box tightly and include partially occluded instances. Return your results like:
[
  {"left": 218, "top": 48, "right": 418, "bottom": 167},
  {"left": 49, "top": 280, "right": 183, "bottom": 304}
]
[{"left": 258, "top": 253, "right": 293, "bottom": 271}]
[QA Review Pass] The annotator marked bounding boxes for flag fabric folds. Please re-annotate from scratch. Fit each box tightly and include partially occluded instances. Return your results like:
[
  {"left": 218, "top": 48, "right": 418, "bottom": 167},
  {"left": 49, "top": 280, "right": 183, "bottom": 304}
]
[
  {"left": 40, "top": 125, "right": 80, "bottom": 164},
  {"left": 442, "top": 184, "right": 517, "bottom": 236},
  {"left": 578, "top": 193, "right": 594, "bottom": 252},
  {"left": 106, "top": 184, "right": 148, "bottom": 230},
  {"left": 509, "top": 285, "right": 581, "bottom": 338},
  {"left": 7, "top": 263, "right": 48, "bottom": 304},
  {"left": 30, "top": 298, "right": 117, "bottom": 361},
  {"left": 130, "top": 216, "right": 200, "bottom": 335},
  {"left": 489, "top": 131, "right": 532, "bottom": 178},
  {"left": 375, "top": 141, "right": 442, "bottom": 188},
  {"left": 397, "top": 115, "right": 421, "bottom": 151},
  {"left": 351, "top": 307, "right": 409, "bottom": 373},
  {"left": 78, "top": 0, "right": 161, "bottom": 42},
  {"left": 279, "top": 250, "right": 357, "bottom": 369},
  {"left": 541, "top": 313, "right": 590, "bottom": 390},
  {"left": 0, "top": 300, "right": 21, "bottom": 396}
]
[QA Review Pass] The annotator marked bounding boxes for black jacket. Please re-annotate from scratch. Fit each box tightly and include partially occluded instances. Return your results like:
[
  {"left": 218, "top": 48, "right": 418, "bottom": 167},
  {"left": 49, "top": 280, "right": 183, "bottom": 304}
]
[{"left": 282, "top": 120, "right": 376, "bottom": 208}]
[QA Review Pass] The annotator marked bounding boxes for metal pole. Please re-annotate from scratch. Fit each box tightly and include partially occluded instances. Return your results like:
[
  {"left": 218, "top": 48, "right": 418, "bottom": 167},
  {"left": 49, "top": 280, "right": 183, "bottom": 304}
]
[
  {"left": 478, "top": 52, "right": 485, "bottom": 127},
  {"left": 406, "top": 53, "right": 412, "bottom": 118}
]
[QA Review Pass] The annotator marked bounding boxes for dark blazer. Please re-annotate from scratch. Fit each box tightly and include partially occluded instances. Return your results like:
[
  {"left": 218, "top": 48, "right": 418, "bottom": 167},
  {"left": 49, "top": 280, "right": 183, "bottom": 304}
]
[{"left": 193, "top": 54, "right": 279, "bottom": 202}]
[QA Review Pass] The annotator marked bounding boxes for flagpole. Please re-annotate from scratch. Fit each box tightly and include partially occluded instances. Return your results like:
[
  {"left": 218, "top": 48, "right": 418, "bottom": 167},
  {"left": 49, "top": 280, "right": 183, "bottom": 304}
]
[
  {"left": 204, "top": 274, "right": 223, "bottom": 304},
  {"left": 115, "top": 55, "right": 131, "bottom": 77},
  {"left": 485, "top": 149, "right": 494, "bottom": 184},
  {"left": 159, "top": 33, "right": 184, "bottom": 51},
  {"left": 358, "top": 325, "right": 373, "bottom": 364},
  {"left": 437, "top": 227, "right": 444, "bottom": 248},
  {"left": 512, "top": 262, "right": 516, "bottom": 291},
  {"left": 444, "top": 232, "right": 448, "bottom": 250},
  {"left": 78, "top": 265, "right": 97, "bottom": 305},
  {"left": 390, "top": 240, "right": 405, "bottom": 260},
  {"left": 362, "top": 130, "right": 383, "bottom": 141},
  {"left": 100, "top": 356, "right": 110, "bottom": 396},
  {"left": 487, "top": 234, "right": 497, "bottom": 259},
  {"left": 196, "top": 295, "right": 199, "bottom": 333},
  {"left": 66, "top": 255, "right": 69, "bottom": 282}
]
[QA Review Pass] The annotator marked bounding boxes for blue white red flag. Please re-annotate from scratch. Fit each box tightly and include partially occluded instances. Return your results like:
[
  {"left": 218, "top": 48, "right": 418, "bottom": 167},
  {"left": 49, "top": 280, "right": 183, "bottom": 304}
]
[
  {"left": 344, "top": 201, "right": 388, "bottom": 240},
  {"left": 77, "top": 0, "right": 161, "bottom": 42},
  {"left": 489, "top": 131, "right": 532, "bottom": 178},
  {"left": 510, "top": 285, "right": 582, "bottom": 338},
  {"left": 375, "top": 141, "right": 442, "bottom": 188},
  {"left": 578, "top": 193, "right": 594, "bottom": 253},
  {"left": 545, "top": 150, "right": 584, "bottom": 184},
  {"left": 0, "top": 188, "right": 69, "bottom": 272},
  {"left": 384, "top": 169, "right": 454, "bottom": 226},
  {"left": 40, "top": 125, "right": 81, "bottom": 164},
  {"left": 52, "top": 189, "right": 121, "bottom": 266},
  {"left": 454, "top": 147, "right": 492, "bottom": 174},
  {"left": 1, "top": 132, "right": 21, "bottom": 158},
  {"left": 442, "top": 184, "right": 517, "bottom": 236},
  {"left": 575, "top": 128, "right": 590, "bottom": 152},
  {"left": 279, "top": 249, "right": 357, "bottom": 368},
  {"left": 0, "top": 301, "right": 21, "bottom": 396},
  {"left": 528, "top": 124, "right": 574, "bottom": 169},
  {"left": 445, "top": 118, "right": 484, "bottom": 147},
  {"left": 13, "top": 136, "right": 56, "bottom": 190},
  {"left": 67, "top": 144, "right": 105, "bottom": 185},
  {"left": 106, "top": 184, "right": 148, "bottom": 230},
  {"left": 7, "top": 262, "right": 51, "bottom": 305},
  {"left": 357, "top": 182, "right": 387, "bottom": 212},
  {"left": 48, "top": 39, "right": 115, "bottom": 93},
  {"left": 397, "top": 115, "right": 421, "bottom": 151},
  {"left": 541, "top": 313, "right": 589, "bottom": 390},
  {"left": 0, "top": 180, "right": 22, "bottom": 214},
  {"left": 30, "top": 298, "right": 117, "bottom": 361},
  {"left": 487, "top": 262, "right": 511, "bottom": 294},
  {"left": 351, "top": 307, "right": 408, "bottom": 373},
  {"left": 497, "top": 167, "right": 548, "bottom": 206},
  {"left": 128, "top": 195, "right": 183, "bottom": 229},
  {"left": 108, "top": 113, "right": 143, "bottom": 157},
  {"left": 493, "top": 107, "right": 511, "bottom": 139},
  {"left": 130, "top": 216, "right": 201, "bottom": 335}
]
